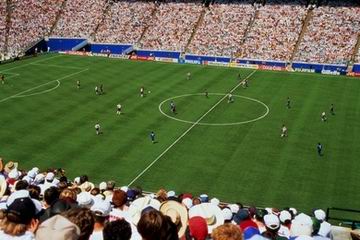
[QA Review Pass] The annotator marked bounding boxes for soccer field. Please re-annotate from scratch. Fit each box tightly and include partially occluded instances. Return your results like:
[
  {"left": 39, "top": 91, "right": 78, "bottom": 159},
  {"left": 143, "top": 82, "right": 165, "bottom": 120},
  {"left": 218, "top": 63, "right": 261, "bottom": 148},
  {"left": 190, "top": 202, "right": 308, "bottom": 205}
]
[{"left": 1, "top": 54, "right": 360, "bottom": 212}]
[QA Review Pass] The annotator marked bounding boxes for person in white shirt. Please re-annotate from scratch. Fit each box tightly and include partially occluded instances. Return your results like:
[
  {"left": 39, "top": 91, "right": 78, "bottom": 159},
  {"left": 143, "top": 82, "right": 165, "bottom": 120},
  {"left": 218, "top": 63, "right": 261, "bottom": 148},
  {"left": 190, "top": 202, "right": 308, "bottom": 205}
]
[
  {"left": 281, "top": 125, "right": 288, "bottom": 138},
  {"left": 95, "top": 123, "right": 101, "bottom": 135},
  {"left": 116, "top": 104, "right": 122, "bottom": 115}
]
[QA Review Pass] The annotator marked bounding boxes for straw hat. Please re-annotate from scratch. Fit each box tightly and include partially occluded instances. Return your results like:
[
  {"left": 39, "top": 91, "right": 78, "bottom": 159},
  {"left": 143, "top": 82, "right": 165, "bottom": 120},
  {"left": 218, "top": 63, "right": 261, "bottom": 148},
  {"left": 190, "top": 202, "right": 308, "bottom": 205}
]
[
  {"left": 4, "top": 161, "right": 18, "bottom": 173},
  {"left": 188, "top": 202, "right": 224, "bottom": 233},
  {"left": 160, "top": 200, "right": 188, "bottom": 238},
  {"left": 0, "top": 158, "right": 4, "bottom": 172}
]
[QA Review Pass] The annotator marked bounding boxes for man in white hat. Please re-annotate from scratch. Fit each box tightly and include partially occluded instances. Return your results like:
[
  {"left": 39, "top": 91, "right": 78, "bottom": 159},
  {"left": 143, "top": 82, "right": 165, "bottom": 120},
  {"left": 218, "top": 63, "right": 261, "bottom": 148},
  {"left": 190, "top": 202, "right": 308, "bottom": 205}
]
[
  {"left": 314, "top": 209, "right": 331, "bottom": 238},
  {"left": 90, "top": 199, "right": 111, "bottom": 240}
]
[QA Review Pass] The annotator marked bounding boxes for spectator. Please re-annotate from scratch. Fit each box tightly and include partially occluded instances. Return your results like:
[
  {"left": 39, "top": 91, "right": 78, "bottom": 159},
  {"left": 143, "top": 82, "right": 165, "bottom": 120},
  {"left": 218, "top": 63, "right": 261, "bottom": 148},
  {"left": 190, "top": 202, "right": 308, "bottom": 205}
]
[
  {"left": 36, "top": 215, "right": 81, "bottom": 240},
  {"left": 89, "top": 199, "right": 111, "bottom": 240},
  {"left": 103, "top": 219, "right": 132, "bottom": 240},
  {"left": 62, "top": 207, "right": 95, "bottom": 240},
  {"left": 212, "top": 223, "right": 243, "bottom": 240}
]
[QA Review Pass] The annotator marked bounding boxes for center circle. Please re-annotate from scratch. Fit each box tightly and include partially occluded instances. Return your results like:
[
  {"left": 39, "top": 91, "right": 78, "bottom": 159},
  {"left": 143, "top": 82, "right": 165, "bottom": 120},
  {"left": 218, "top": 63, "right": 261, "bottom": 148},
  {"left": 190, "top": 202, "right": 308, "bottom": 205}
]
[{"left": 158, "top": 93, "right": 270, "bottom": 126}]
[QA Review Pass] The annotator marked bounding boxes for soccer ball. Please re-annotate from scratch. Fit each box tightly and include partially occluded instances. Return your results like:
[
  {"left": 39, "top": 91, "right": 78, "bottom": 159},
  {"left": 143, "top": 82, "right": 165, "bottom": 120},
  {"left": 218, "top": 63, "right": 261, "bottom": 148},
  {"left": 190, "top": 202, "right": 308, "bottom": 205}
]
[{"left": 148, "top": 91, "right": 151, "bottom": 93}]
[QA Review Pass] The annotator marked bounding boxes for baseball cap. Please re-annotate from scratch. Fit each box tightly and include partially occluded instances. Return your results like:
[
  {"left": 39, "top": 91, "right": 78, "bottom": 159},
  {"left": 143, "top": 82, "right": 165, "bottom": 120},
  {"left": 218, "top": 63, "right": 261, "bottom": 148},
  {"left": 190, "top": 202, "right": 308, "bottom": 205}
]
[
  {"left": 264, "top": 214, "right": 280, "bottom": 230},
  {"left": 91, "top": 199, "right": 111, "bottom": 217},
  {"left": 7, "top": 197, "right": 36, "bottom": 224}
]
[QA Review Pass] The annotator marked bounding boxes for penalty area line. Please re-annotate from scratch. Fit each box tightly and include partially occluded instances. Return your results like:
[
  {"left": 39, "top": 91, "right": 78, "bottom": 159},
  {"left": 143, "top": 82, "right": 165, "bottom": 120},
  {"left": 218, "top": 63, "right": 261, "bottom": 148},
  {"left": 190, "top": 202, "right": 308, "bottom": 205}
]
[{"left": 127, "top": 69, "right": 257, "bottom": 186}]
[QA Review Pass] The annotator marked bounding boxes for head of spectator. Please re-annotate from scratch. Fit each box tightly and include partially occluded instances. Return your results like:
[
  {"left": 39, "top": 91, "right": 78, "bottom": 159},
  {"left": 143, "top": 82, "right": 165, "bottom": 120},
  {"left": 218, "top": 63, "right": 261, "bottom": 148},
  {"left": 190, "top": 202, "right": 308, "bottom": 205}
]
[
  {"left": 192, "top": 197, "right": 201, "bottom": 206},
  {"left": 128, "top": 196, "right": 161, "bottom": 225},
  {"left": 62, "top": 207, "right": 95, "bottom": 240},
  {"left": 79, "top": 175, "right": 88, "bottom": 185},
  {"left": 90, "top": 187, "right": 100, "bottom": 196},
  {"left": 112, "top": 190, "right": 127, "bottom": 210},
  {"left": 36, "top": 215, "right": 81, "bottom": 240},
  {"left": 44, "top": 186, "right": 60, "bottom": 208},
  {"left": 103, "top": 219, "right": 132, "bottom": 240},
  {"left": 27, "top": 184, "right": 41, "bottom": 200},
  {"left": 290, "top": 213, "right": 313, "bottom": 238},
  {"left": 0, "top": 175, "right": 8, "bottom": 199},
  {"left": 77, "top": 191, "right": 94, "bottom": 209},
  {"left": 234, "top": 209, "right": 258, "bottom": 232},
  {"left": 137, "top": 209, "right": 178, "bottom": 240},
  {"left": 212, "top": 223, "right": 243, "bottom": 240},
  {"left": 106, "top": 180, "right": 116, "bottom": 191},
  {"left": 4, "top": 161, "right": 18, "bottom": 174},
  {"left": 156, "top": 188, "right": 168, "bottom": 202},
  {"left": 186, "top": 216, "right": 208, "bottom": 240},
  {"left": 160, "top": 200, "right": 188, "bottom": 238},
  {"left": 90, "top": 199, "right": 111, "bottom": 238},
  {"left": 80, "top": 181, "right": 95, "bottom": 193},
  {"left": 58, "top": 181, "right": 68, "bottom": 191},
  {"left": 14, "top": 179, "right": 28, "bottom": 191},
  {"left": 1, "top": 194, "right": 37, "bottom": 238},
  {"left": 262, "top": 214, "right": 281, "bottom": 239}
]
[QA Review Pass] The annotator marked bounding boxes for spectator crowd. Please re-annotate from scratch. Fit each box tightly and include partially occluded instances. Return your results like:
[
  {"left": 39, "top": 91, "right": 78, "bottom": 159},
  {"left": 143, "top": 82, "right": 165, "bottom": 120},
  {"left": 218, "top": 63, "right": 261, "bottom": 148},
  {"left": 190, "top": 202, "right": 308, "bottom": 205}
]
[
  {"left": 0, "top": 158, "right": 338, "bottom": 240},
  {"left": 7, "top": 0, "right": 63, "bottom": 58},
  {"left": 52, "top": 0, "right": 108, "bottom": 38},
  {"left": 0, "top": 0, "right": 359, "bottom": 64},
  {"left": 139, "top": 1, "right": 203, "bottom": 52},
  {"left": 95, "top": 0, "right": 156, "bottom": 44},
  {"left": 294, "top": 5, "right": 360, "bottom": 64},
  {"left": 188, "top": 2, "right": 254, "bottom": 57}
]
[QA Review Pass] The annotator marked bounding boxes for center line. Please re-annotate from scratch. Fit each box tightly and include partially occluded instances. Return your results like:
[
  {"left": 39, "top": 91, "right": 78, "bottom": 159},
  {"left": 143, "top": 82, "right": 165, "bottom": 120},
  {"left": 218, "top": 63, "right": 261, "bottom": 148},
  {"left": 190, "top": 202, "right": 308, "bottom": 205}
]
[{"left": 128, "top": 69, "right": 257, "bottom": 186}]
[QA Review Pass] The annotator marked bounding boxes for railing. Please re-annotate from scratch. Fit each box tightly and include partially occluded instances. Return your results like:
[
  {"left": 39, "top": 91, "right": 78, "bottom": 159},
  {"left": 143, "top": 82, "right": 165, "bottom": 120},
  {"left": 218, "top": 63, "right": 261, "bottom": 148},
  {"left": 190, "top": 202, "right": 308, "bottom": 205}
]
[{"left": 326, "top": 207, "right": 360, "bottom": 229}]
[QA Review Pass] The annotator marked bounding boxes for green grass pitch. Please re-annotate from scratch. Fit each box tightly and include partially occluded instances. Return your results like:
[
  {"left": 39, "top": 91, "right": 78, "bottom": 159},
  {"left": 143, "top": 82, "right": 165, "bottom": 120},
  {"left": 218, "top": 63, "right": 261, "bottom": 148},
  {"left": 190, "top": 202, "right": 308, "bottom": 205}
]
[{"left": 1, "top": 53, "right": 360, "bottom": 213}]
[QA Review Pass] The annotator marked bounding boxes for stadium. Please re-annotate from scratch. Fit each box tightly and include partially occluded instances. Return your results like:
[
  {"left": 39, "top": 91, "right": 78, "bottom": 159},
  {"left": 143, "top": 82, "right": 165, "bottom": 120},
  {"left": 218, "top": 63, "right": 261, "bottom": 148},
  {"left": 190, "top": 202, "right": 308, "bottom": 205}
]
[{"left": 0, "top": 0, "right": 360, "bottom": 239}]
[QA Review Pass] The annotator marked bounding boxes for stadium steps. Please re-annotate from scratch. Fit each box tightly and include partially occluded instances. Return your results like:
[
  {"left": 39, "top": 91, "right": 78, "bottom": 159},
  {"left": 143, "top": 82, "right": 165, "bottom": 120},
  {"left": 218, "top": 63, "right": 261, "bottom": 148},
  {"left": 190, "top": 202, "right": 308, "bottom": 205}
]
[
  {"left": 49, "top": 0, "right": 67, "bottom": 36},
  {"left": 4, "top": 0, "right": 11, "bottom": 54},
  {"left": 289, "top": 8, "right": 313, "bottom": 63},
  {"left": 137, "top": 6, "right": 158, "bottom": 44},
  {"left": 184, "top": 7, "right": 206, "bottom": 53},
  {"left": 240, "top": 7, "right": 258, "bottom": 45},
  {"left": 91, "top": 1, "right": 112, "bottom": 40},
  {"left": 350, "top": 33, "right": 360, "bottom": 63}
]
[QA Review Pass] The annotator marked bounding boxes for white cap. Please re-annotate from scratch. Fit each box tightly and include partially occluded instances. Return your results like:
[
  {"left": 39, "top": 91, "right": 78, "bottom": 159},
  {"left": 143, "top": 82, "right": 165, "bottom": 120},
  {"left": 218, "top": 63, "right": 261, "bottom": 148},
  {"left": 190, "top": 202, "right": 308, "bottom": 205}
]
[
  {"left": 264, "top": 214, "right": 280, "bottom": 230},
  {"left": 74, "top": 177, "right": 80, "bottom": 185},
  {"left": 210, "top": 198, "right": 220, "bottom": 206},
  {"left": 46, "top": 172, "right": 55, "bottom": 181},
  {"left": 8, "top": 169, "right": 20, "bottom": 180},
  {"left": 222, "top": 208, "right": 233, "bottom": 221},
  {"left": 91, "top": 199, "right": 111, "bottom": 217},
  {"left": 167, "top": 190, "right": 176, "bottom": 198},
  {"left": 34, "top": 174, "right": 45, "bottom": 184},
  {"left": 279, "top": 210, "right": 292, "bottom": 223},
  {"left": 228, "top": 204, "right": 239, "bottom": 214},
  {"left": 182, "top": 198, "right": 193, "bottom": 209},
  {"left": 31, "top": 167, "right": 39, "bottom": 174},
  {"left": 314, "top": 209, "right": 326, "bottom": 221},
  {"left": 99, "top": 182, "right": 107, "bottom": 191},
  {"left": 77, "top": 192, "right": 94, "bottom": 207},
  {"left": 120, "top": 186, "right": 128, "bottom": 193},
  {"left": 27, "top": 170, "right": 37, "bottom": 179}
]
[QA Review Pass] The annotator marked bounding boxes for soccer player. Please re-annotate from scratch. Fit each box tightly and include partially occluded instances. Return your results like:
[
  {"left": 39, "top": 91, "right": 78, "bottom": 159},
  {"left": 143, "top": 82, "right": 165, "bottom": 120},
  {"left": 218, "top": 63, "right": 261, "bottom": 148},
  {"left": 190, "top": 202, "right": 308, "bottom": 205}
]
[
  {"left": 95, "top": 86, "right": 99, "bottom": 95},
  {"left": 321, "top": 112, "right": 327, "bottom": 122},
  {"left": 140, "top": 86, "right": 144, "bottom": 97},
  {"left": 205, "top": 89, "right": 208, "bottom": 98},
  {"left": 237, "top": 73, "right": 241, "bottom": 80},
  {"left": 187, "top": 72, "right": 191, "bottom": 80},
  {"left": 281, "top": 124, "right": 288, "bottom": 138},
  {"left": 116, "top": 104, "right": 122, "bottom": 115},
  {"left": 317, "top": 142, "right": 323, "bottom": 156},
  {"left": 244, "top": 79, "right": 249, "bottom": 88},
  {"left": 228, "top": 93, "right": 234, "bottom": 103},
  {"left": 95, "top": 123, "right": 101, "bottom": 135},
  {"left": 76, "top": 80, "right": 80, "bottom": 89},
  {"left": 150, "top": 131, "right": 155, "bottom": 143},
  {"left": 286, "top": 97, "right": 291, "bottom": 109},
  {"left": 330, "top": 104, "right": 335, "bottom": 115},
  {"left": 1, "top": 74, "right": 4, "bottom": 84},
  {"left": 170, "top": 100, "right": 176, "bottom": 114}
]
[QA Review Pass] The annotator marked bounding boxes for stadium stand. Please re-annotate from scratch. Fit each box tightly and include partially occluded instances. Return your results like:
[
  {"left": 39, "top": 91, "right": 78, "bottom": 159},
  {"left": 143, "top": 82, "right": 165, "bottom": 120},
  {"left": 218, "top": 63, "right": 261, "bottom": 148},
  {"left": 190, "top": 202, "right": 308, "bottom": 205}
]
[
  {"left": 294, "top": 4, "right": 360, "bottom": 64},
  {"left": 239, "top": 3, "right": 307, "bottom": 61},
  {"left": 6, "top": 0, "right": 63, "bottom": 57},
  {"left": 187, "top": 1, "right": 255, "bottom": 57},
  {"left": 95, "top": 0, "right": 156, "bottom": 44},
  {"left": 0, "top": 159, "right": 349, "bottom": 240},
  {"left": 139, "top": 0, "right": 203, "bottom": 52},
  {"left": 52, "top": 0, "right": 108, "bottom": 38},
  {"left": 0, "top": 0, "right": 7, "bottom": 56}
]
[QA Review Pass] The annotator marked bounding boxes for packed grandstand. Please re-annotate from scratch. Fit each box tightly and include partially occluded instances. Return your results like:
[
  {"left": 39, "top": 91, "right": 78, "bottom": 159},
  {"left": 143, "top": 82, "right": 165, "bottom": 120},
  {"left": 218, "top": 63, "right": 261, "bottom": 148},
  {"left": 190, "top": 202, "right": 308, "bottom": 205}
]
[{"left": 1, "top": 0, "right": 360, "bottom": 239}]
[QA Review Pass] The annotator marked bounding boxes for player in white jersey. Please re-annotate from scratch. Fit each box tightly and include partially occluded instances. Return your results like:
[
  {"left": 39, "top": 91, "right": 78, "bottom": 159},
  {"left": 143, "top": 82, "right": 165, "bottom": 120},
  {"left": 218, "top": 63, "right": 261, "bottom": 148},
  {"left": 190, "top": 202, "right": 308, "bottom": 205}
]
[
  {"left": 140, "top": 87, "right": 144, "bottom": 97},
  {"left": 228, "top": 93, "right": 234, "bottom": 103},
  {"left": 281, "top": 124, "right": 288, "bottom": 138},
  {"left": 95, "top": 86, "right": 99, "bottom": 95},
  {"left": 321, "top": 112, "right": 327, "bottom": 122},
  {"left": 95, "top": 123, "right": 101, "bottom": 135},
  {"left": 187, "top": 72, "right": 191, "bottom": 80},
  {"left": 116, "top": 104, "right": 122, "bottom": 115}
]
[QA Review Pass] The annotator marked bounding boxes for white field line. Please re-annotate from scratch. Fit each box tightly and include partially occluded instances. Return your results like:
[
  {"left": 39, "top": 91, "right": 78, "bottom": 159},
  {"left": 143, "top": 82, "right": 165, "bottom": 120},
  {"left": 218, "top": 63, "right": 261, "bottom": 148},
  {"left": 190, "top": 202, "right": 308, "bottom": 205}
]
[
  {"left": 13, "top": 80, "right": 61, "bottom": 98},
  {"left": 0, "top": 55, "right": 63, "bottom": 73},
  {"left": 128, "top": 70, "right": 257, "bottom": 186},
  {"left": 0, "top": 68, "right": 89, "bottom": 103}
]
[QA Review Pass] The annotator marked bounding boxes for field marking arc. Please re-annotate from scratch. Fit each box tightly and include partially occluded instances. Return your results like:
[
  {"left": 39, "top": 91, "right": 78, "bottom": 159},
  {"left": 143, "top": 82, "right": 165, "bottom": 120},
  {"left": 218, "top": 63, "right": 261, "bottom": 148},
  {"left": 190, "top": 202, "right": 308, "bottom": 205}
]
[
  {"left": 158, "top": 93, "right": 269, "bottom": 126},
  {"left": 0, "top": 68, "right": 89, "bottom": 103},
  {"left": 128, "top": 69, "right": 257, "bottom": 186},
  {"left": 14, "top": 80, "right": 61, "bottom": 98}
]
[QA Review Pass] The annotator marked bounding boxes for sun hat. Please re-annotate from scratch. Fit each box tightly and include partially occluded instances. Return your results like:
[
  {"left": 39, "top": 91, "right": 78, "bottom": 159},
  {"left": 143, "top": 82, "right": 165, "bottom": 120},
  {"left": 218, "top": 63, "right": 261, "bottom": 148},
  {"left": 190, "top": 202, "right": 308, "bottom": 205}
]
[
  {"left": 264, "top": 214, "right": 280, "bottom": 230},
  {"left": 228, "top": 204, "right": 240, "bottom": 214},
  {"left": 189, "top": 216, "right": 208, "bottom": 240},
  {"left": 79, "top": 181, "right": 95, "bottom": 192},
  {"left": 36, "top": 215, "right": 81, "bottom": 240},
  {"left": 222, "top": 208, "right": 233, "bottom": 221},
  {"left": 0, "top": 158, "right": 4, "bottom": 172},
  {"left": 160, "top": 200, "right": 188, "bottom": 237},
  {"left": 77, "top": 192, "right": 94, "bottom": 208},
  {"left": 8, "top": 168, "right": 20, "bottom": 180},
  {"left": 4, "top": 161, "right": 18, "bottom": 173},
  {"left": 99, "top": 182, "right": 107, "bottom": 191},
  {"left": 188, "top": 202, "right": 224, "bottom": 233},
  {"left": 210, "top": 198, "right": 220, "bottom": 206},
  {"left": 128, "top": 196, "right": 161, "bottom": 225},
  {"left": 290, "top": 213, "right": 313, "bottom": 237},
  {"left": 182, "top": 197, "right": 193, "bottom": 209}
]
